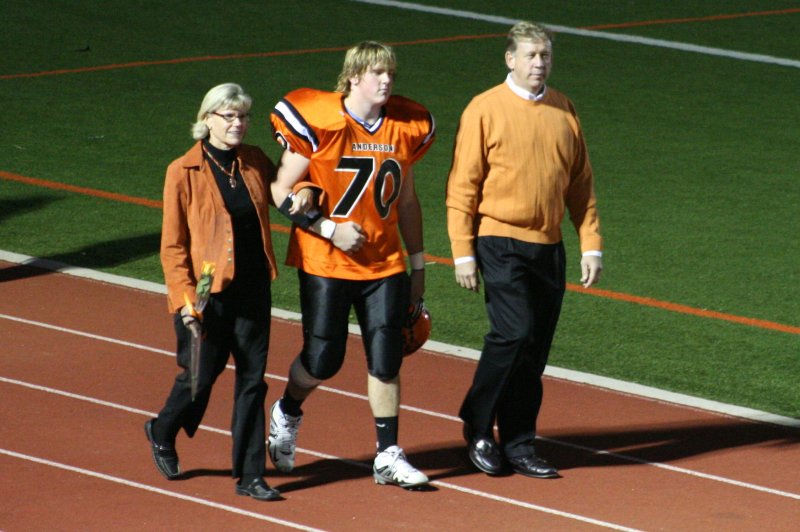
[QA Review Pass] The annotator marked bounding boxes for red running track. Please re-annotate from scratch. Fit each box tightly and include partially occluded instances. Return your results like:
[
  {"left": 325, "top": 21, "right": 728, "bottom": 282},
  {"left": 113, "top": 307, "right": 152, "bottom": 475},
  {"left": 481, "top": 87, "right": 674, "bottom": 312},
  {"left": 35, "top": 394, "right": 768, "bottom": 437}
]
[{"left": 1, "top": 260, "right": 798, "bottom": 531}]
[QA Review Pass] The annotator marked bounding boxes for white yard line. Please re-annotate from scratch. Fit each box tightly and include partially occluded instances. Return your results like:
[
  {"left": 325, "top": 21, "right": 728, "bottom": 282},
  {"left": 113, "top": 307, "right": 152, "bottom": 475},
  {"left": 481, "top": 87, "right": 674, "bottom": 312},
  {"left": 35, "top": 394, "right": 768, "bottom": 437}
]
[{"left": 348, "top": 0, "right": 800, "bottom": 69}]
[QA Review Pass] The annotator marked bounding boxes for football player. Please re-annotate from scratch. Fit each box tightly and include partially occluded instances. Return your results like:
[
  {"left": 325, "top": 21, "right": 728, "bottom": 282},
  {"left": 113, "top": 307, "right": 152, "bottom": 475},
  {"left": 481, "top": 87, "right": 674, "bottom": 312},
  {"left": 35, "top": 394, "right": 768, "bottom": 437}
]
[{"left": 267, "top": 41, "right": 435, "bottom": 489}]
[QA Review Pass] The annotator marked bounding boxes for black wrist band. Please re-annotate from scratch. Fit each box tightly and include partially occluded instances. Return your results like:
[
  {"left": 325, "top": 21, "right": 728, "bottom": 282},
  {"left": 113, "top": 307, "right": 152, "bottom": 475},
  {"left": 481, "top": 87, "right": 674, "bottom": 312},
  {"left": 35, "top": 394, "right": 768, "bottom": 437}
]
[{"left": 278, "top": 195, "right": 321, "bottom": 229}]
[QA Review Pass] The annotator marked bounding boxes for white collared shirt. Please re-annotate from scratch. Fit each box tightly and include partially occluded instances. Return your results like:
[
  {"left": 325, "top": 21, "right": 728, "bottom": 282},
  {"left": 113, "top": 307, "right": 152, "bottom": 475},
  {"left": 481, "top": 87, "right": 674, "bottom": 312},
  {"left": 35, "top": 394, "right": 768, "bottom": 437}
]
[{"left": 505, "top": 73, "right": 547, "bottom": 101}]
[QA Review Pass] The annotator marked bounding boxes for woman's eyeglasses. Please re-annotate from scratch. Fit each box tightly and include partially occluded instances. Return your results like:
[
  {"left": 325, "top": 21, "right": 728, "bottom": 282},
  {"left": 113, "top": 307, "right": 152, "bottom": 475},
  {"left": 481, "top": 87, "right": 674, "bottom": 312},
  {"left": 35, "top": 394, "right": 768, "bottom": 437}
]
[{"left": 211, "top": 111, "right": 250, "bottom": 123}]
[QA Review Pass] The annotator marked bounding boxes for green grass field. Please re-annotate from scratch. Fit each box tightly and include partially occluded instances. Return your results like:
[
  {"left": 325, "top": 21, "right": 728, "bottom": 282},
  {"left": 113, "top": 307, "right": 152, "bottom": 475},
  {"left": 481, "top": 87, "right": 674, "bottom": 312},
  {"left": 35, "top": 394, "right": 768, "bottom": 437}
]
[{"left": 2, "top": 1, "right": 798, "bottom": 418}]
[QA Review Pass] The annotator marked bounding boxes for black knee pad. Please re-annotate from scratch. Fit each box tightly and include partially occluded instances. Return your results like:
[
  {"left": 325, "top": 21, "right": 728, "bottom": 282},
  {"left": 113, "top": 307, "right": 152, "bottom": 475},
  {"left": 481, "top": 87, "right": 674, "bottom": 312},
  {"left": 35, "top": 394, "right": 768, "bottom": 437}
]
[
  {"left": 301, "top": 335, "right": 347, "bottom": 381},
  {"left": 368, "top": 363, "right": 402, "bottom": 381},
  {"left": 365, "top": 326, "right": 403, "bottom": 380}
]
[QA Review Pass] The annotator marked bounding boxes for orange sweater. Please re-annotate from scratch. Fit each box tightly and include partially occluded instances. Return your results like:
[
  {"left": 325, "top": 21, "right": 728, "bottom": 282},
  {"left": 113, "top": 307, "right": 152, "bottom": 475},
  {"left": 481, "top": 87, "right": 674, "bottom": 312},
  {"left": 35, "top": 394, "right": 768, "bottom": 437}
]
[
  {"left": 446, "top": 82, "right": 602, "bottom": 260},
  {"left": 160, "top": 141, "right": 278, "bottom": 313}
]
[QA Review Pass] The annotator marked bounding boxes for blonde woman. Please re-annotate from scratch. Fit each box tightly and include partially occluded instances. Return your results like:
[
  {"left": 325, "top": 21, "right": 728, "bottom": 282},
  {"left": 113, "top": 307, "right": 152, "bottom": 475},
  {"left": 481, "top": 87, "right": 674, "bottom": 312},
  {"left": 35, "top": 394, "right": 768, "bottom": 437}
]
[{"left": 146, "top": 83, "right": 281, "bottom": 501}]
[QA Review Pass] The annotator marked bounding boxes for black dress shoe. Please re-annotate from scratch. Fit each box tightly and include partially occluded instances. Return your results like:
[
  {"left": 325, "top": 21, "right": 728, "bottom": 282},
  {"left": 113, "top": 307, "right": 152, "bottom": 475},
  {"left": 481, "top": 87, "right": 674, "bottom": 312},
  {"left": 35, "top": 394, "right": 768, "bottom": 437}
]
[
  {"left": 468, "top": 437, "right": 505, "bottom": 475},
  {"left": 507, "top": 454, "right": 560, "bottom": 479},
  {"left": 463, "top": 425, "right": 504, "bottom": 475},
  {"left": 144, "top": 419, "right": 180, "bottom": 479},
  {"left": 236, "top": 478, "right": 282, "bottom": 501}
]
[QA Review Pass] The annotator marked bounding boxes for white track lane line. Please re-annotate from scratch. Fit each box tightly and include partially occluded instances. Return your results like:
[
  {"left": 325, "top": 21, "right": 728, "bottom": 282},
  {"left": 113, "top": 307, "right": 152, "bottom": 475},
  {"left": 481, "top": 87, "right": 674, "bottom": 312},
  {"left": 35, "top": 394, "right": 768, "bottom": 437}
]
[
  {"left": 3, "top": 312, "right": 800, "bottom": 503},
  {"left": 0, "top": 448, "right": 325, "bottom": 532},
  {"left": 2, "top": 314, "right": 799, "bottom": 500},
  {"left": 0, "top": 376, "right": 641, "bottom": 531},
  {"left": 348, "top": 0, "right": 800, "bottom": 69},
  {"left": 3, "top": 252, "right": 798, "bottom": 429},
  {"left": 4, "top": 369, "right": 799, "bottom": 504}
]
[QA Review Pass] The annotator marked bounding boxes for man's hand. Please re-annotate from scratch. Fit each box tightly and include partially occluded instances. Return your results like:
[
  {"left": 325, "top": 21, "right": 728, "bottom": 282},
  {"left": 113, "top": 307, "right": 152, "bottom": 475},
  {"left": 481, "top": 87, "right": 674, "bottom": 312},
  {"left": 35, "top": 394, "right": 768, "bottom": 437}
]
[
  {"left": 580, "top": 254, "right": 603, "bottom": 288},
  {"left": 331, "top": 221, "right": 366, "bottom": 254},
  {"left": 455, "top": 261, "right": 480, "bottom": 292}
]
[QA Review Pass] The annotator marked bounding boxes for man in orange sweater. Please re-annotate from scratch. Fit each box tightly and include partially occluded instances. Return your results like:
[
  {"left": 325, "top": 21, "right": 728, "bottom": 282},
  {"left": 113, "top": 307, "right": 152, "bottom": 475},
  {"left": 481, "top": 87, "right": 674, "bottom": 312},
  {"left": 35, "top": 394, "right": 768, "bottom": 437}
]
[{"left": 446, "top": 21, "right": 603, "bottom": 479}]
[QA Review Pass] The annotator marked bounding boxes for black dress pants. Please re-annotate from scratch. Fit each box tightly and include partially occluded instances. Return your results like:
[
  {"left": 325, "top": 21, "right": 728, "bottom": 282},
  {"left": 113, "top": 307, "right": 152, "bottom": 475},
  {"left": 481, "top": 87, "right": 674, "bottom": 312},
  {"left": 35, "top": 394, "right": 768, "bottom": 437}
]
[
  {"left": 153, "top": 272, "right": 271, "bottom": 480},
  {"left": 459, "top": 237, "right": 565, "bottom": 455}
]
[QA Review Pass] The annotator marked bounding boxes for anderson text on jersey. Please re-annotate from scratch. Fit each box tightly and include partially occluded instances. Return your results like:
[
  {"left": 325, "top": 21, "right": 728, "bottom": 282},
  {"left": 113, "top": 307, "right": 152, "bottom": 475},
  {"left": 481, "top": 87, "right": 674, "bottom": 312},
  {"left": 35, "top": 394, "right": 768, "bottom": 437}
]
[{"left": 351, "top": 142, "right": 395, "bottom": 153}]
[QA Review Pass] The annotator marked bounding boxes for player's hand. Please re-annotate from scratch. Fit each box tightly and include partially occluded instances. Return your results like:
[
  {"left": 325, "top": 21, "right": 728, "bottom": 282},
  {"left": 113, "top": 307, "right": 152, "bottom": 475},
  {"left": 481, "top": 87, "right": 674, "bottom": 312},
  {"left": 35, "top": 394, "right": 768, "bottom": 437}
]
[
  {"left": 455, "top": 261, "right": 480, "bottom": 292},
  {"left": 331, "top": 221, "right": 366, "bottom": 254},
  {"left": 288, "top": 188, "right": 314, "bottom": 215},
  {"left": 180, "top": 305, "right": 201, "bottom": 337},
  {"left": 580, "top": 254, "right": 603, "bottom": 288},
  {"left": 409, "top": 269, "right": 425, "bottom": 303}
]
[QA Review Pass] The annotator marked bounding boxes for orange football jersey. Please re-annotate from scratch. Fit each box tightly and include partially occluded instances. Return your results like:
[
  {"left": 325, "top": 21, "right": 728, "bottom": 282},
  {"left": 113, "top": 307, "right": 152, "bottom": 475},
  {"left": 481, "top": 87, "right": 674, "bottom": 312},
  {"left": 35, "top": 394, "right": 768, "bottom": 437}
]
[{"left": 270, "top": 88, "right": 435, "bottom": 280}]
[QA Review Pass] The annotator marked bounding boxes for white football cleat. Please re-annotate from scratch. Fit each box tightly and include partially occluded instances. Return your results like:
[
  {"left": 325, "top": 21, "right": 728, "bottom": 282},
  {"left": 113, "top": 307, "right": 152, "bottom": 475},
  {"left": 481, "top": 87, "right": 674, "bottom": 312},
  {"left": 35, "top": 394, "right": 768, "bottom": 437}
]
[
  {"left": 268, "top": 400, "right": 302, "bottom": 472},
  {"left": 373, "top": 445, "right": 429, "bottom": 488}
]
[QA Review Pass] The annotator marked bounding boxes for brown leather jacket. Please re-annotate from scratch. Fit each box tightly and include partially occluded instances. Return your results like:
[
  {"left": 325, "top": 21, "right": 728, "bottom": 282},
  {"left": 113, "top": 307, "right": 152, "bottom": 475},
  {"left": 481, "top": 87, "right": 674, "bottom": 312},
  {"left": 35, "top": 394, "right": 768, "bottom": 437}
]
[{"left": 160, "top": 141, "right": 278, "bottom": 313}]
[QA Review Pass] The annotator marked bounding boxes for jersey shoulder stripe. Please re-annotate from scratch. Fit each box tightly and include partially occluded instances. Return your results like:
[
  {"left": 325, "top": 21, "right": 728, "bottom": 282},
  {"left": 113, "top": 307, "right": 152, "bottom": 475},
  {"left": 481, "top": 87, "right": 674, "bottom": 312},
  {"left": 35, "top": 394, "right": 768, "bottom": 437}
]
[
  {"left": 416, "top": 112, "right": 436, "bottom": 154},
  {"left": 385, "top": 94, "right": 436, "bottom": 153},
  {"left": 272, "top": 98, "right": 319, "bottom": 152},
  {"left": 271, "top": 88, "right": 346, "bottom": 155}
]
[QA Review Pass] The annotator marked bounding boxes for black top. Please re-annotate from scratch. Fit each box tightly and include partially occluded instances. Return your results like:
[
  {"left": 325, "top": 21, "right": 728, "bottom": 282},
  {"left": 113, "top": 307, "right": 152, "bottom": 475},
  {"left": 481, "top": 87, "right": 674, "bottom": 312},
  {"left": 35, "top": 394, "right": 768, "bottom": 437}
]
[{"left": 202, "top": 140, "right": 267, "bottom": 280}]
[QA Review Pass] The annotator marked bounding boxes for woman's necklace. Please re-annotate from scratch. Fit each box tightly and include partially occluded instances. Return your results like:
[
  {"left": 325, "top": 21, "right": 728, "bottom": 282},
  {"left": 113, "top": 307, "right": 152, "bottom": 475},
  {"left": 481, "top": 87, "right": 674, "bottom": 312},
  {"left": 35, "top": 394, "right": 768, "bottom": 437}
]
[{"left": 203, "top": 145, "right": 238, "bottom": 188}]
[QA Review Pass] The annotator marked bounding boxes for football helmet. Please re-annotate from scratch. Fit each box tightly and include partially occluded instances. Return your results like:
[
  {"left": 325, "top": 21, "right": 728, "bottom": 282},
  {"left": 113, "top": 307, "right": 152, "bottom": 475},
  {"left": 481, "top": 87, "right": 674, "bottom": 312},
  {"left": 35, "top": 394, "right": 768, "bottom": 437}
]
[{"left": 402, "top": 299, "right": 431, "bottom": 356}]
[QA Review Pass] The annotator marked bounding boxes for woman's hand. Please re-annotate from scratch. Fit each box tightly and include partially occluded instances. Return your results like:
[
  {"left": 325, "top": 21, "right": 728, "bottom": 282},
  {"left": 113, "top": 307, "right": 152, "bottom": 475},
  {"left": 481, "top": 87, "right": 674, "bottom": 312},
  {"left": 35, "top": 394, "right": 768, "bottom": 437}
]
[{"left": 288, "top": 188, "right": 314, "bottom": 215}]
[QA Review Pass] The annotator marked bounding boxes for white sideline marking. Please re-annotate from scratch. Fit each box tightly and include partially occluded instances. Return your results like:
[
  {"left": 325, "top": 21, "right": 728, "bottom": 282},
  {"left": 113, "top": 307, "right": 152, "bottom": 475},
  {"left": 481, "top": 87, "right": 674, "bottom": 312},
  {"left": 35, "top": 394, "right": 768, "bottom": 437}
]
[
  {"left": 348, "top": 0, "right": 800, "bottom": 69},
  {"left": 0, "top": 449, "right": 325, "bottom": 531},
  {"left": 0, "top": 377, "right": 640, "bottom": 531},
  {"left": 2, "top": 249, "right": 798, "bottom": 429}
]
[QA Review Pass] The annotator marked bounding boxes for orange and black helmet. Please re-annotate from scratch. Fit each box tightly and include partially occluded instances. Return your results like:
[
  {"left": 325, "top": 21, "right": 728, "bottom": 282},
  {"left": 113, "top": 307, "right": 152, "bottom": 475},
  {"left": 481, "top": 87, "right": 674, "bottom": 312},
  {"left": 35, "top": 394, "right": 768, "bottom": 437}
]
[{"left": 402, "top": 299, "right": 431, "bottom": 355}]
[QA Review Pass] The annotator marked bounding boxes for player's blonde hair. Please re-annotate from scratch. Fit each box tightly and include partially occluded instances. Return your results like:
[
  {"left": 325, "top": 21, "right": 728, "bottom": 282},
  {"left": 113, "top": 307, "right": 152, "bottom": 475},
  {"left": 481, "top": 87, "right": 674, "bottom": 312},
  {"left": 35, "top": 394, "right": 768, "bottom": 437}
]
[
  {"left": 335, "top": 41, "right": 397, "bottom": 94},
  {"left": 191, "top": 83, "right": 252, "bottom": 140},
  {"left": 506, "top": 21, "right": 553, "bottom": 54}
]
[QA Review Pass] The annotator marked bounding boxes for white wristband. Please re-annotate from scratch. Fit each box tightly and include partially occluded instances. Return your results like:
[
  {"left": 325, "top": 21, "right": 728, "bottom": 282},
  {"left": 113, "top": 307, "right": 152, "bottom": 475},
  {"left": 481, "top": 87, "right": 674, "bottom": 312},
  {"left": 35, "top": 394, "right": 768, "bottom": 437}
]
[
  {"left": 409, "top": 251, "right": 425, "bottom": 270},
  {"left": 319, "top": 219, "right": 336, "bottom": 240}
]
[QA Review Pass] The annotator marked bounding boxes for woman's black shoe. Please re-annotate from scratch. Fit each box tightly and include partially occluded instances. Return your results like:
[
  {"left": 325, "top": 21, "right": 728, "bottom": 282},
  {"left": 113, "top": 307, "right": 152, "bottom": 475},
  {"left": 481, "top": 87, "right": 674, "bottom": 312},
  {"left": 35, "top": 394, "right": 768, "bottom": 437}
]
[{"left": 235, "top": 478, "right": 282, "bottom": 501}]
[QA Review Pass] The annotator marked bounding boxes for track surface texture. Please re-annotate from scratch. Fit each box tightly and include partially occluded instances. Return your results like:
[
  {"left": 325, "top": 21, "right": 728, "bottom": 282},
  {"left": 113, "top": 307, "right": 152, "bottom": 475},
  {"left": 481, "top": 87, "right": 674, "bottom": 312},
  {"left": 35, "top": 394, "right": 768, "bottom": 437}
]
[{"left": 1, "top": 261, "right": 798, "bottom": 531}]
